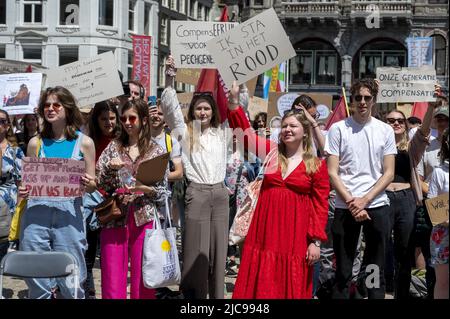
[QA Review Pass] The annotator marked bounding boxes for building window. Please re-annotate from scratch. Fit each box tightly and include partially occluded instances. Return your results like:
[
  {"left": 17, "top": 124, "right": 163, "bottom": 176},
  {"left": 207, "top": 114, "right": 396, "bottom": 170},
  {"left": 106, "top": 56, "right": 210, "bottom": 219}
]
[
  {"left": 98, "top": 47, "right": 115, "bottom": 55},
  {"left": 428, "top": 0, "right": 448, "bottom": 3},
  {"left": 197, "top": 4, "right": 203, "bottom": 20},
  {"left": 254, "top": 0, "right": 264, "bottom": 5},
  {"left": 144, "top": 2, "right": 151, "bottom": 35},
  {"left": 59, "top": 0, "right": 79, "bottom": 25},
  {"left": 170, "top": 0, "right": 177, "bottom": 11},
  {"left": 128, "top": 50, "right": 133, "bottom": 81},
  {"left": 129, "top": 0, "right": 136, "bottom": 32},
  {"left": 355, "top": 40, "right": 406, "bottom": 79},
  {"left": 159, "top": 55, "right": 166, "bottom": 87},
  {"left": 23, "top": 46, "right": 42, "bottom": 63},
  {"left": 59, "top": 47, "right": 78, "bottom": 66},
  {"left": 432, "top": 35, "right": 447, "bottom": 76},
  {"left": 23, "top": 0, "right": 43, "bottom": 24},
  {"left": 162, "top": 0, "right": 168, "bottom": 7},
  {"left": 189, "top": 0, "right": 196, "bottom": 18},
  {"left": 0, "top": 1, "right": 6, "bottom": 24},
  {"left": 99, "top": 0, "right": 114, "bottom": 26},
  {"left": 161, "top": 16, "right": 168, "bottom": 45},
  {"left": 179, "top": 0, "right": 186, "bottom": 14},
  {"left": 0, "top": 45, "right": 5, "bottom": 58},
  {"left": 205, "top": 7, "right": 210, "bottom": 21},
  {"left": 290, "top": 40, "right": 341, "bottom": 86}
]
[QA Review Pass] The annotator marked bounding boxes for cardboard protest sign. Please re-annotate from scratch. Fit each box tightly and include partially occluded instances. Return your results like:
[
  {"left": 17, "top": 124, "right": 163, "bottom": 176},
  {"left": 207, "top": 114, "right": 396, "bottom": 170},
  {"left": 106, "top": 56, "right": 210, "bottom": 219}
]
[
  {"left": 206, "top": 8, "right": 296, "bottom": 88},
  {"left": 0, "top": 73, "right": 42, "bottom": 115},
  {"left": 176, "top": 69, "right": 202, "bottom": 85},
  {"left": 267, "top": 92, "right": 333, "bottom": 123},
  {"left": 376, "top": 66, "right": 437, "bottom": 103},
  {"left": 22, "top": 157, "right": 86, "bottom": 198},
  {"left": 45, "top": 52, "right": 123, "bottom": 107},
  {"left": 171, "top": 21, "right": 237, "bottom": 69},
  {"left": 425, "top": 193, "right": 449, "bottom": 226},
  {"left": 247, "top": 96, "right": 268, "bottom": 120},
  {"left": 406, "top": 37, "right": 433, "bottom": 67}
]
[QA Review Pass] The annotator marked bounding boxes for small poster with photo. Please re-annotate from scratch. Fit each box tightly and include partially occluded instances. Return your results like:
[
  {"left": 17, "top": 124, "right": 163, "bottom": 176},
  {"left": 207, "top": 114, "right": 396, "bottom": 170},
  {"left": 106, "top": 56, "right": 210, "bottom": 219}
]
[{"left": 0, "top": 73, "right": 43, "bottom": 115}]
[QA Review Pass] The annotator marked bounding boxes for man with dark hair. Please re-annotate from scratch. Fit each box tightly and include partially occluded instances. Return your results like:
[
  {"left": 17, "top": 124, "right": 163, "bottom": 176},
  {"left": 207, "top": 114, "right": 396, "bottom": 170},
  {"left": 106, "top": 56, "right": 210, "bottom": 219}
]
[{"left": 325, "top": 78, "right": 396, "bottom": 299}]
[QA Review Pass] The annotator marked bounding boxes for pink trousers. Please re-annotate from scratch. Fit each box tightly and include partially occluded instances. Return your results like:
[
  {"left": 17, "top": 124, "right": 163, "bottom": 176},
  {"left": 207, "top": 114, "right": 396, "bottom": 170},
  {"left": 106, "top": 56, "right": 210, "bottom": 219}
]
[{"left": 100, "top": 213, "right": 156, "bottom": 299}]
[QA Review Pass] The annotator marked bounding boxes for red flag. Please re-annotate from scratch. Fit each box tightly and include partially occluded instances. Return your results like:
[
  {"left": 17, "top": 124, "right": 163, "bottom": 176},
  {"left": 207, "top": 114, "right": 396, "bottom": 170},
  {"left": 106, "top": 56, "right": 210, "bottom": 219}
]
[
  {"left": 195, "top": 6, "right": 229, "bottom": 123},
  {"left": 325, "top": 96, "right": 347, "bottom": 130},
  {"left": 410, "top": 102, "right": 428, "bottom": 121},
  {"left": 25, "top": 65, "right": 32, "bottom": 73}
]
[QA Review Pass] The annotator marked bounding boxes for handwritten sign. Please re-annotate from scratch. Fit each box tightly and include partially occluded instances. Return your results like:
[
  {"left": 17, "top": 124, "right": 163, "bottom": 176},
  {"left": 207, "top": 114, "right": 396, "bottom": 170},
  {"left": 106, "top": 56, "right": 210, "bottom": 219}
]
[
  {"left": 206, "top": 8, "right": 296, "bottom": 88},
  {"left": 22, "top": 157, "right": 85, "bottom": 198},
  {"left": 176, "top": 69, "right": 202, "bottom": 85},
  {"left": 45, "top": 52, "right": 123, "bottom": 107},
  {"left": 171, "top": 21, "right": 237, "bottom": 69},
  {"left": 376, "top": 66, "right": 437, "bottom": 103},
  {"left": 406, "top": 37, "right": 433, "bottom": 67},
  {"left": 248, "top": 96, "right": 268, "bottom": 120},
  {"left": 0, "top": 73, "right": 42, "bottom": 115},
  {"left": 425, "top": 193, "right": 449, "bottom": 226}
]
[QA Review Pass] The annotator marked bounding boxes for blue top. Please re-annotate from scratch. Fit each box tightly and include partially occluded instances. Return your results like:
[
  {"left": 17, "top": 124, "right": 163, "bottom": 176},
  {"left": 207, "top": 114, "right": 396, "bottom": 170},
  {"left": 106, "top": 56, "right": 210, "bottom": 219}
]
[{"left": 42, "top": 138, "right": 77, "bottom": 159}]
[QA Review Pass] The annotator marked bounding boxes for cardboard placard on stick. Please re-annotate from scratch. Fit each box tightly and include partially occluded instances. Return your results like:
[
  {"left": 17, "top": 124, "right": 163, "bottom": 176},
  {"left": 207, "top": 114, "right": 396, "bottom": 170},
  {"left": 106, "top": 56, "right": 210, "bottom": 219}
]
[
  {"left": 0, "top": 73, "right": 42, "bottom": 115},
  {"left": 376, "top": 66, "right": 437, "bottom": 103},
  {"left": 425, "top": 193, "right": 449, "bottom": 227},
  {"left": 206, "top": 8, "right": 296, "bottom": 88},
  {"left": 176, "top": 69, "right": 202, "bottom": 85},
  {"left": 248, "top": 96, "right": 268, "bottom": 120},
  {"left": 45, "top": 52, "right": 124, "bottom": 108},
  {"left": 22, "top": 157, "right": 85, "bottom": 198},
  {"left": 171, "top": 21, "right": 237, "bottom": 69}
]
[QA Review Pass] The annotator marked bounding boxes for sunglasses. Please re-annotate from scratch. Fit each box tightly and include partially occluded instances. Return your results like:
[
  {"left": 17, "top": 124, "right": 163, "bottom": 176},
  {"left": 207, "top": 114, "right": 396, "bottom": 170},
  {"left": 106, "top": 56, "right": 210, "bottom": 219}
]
[
  {"left": 386, "top": 118, "right": 406, "bottom": 125},
  {"left": 354, "top": 95, "right": 373, "bottom": 103},
  {"left": 120, "top": 115, "right": 138, "bottom": 124},
  {"left": 0, "top": 118, "right": 8, "bottom": 126},
  {"left": 193, "top": 91, "right": 213, "bottom": 98},
  {"left": 43, "top": 102, "right": 63, "bottom": 111}
]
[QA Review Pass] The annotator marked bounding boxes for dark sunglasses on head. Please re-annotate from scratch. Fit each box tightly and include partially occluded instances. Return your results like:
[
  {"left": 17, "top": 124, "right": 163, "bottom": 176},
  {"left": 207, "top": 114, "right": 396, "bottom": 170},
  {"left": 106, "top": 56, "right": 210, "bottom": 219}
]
[
  {"left": 354, "top": 95, "right": 373, "bottom": 103},
  {"left": 120, "top": 115, "right": 137, "bottom": 124},
  {"left": 386, "top": 118, "right": 406, "bottom": 125},
  {"left": 43, "top": 102, "right": 63, "bottom": 111},
  {"left": 193, "top": 91, "right": 213, "bottom": 98}
]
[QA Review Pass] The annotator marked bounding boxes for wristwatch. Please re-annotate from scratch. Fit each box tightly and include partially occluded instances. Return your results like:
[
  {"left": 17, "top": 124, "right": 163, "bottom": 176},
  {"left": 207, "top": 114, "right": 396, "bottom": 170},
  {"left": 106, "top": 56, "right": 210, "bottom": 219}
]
[{"left": 312, "top": 240, "right": 321, "bottom": 247}]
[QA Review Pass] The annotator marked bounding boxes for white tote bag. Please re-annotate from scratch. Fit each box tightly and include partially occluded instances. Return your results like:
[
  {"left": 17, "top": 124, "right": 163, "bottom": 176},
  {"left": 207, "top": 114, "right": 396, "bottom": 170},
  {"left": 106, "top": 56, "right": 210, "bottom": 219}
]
[{"left": 142, "top": 196, "right": 181, "bottom": 288}]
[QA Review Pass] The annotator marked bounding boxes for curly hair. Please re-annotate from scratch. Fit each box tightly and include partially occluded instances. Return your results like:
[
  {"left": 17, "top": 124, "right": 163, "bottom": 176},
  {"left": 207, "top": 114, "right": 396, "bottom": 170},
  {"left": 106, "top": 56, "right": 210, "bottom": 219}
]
[{"left": 350, "top": 78, "right": 379, "bottom": 102}]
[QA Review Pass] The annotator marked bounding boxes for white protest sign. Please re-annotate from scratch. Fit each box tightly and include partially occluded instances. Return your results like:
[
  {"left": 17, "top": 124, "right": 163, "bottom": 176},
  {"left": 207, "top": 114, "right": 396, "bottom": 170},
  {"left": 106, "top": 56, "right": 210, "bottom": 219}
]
[
  {"left": 45, "top": 52, "right": 123, "bottom": 107},
  {"left": 277, "top": 93, "right": 299, "bottom": 116},
  {"left": 171, "top": 21, "right": 237, "bottom": 69},
  {"left": 206, "top": 8, "right": 296, "bottom": 88},
  {"left": 376, "top": 66, "right": 437, "bottom": 103},
  {"left": 0, "top": 73, "right": 42, "bottom": 115}
]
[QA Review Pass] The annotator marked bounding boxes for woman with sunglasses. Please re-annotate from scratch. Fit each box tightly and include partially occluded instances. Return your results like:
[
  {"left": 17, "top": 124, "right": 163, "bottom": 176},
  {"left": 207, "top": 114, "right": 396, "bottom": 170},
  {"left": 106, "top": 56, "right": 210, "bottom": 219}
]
[
  {"left": 384, "top": 105, "right": 436, "bottom": 299},
  {"left": 18, "top": 86, "right": 96, "bottom": 299},
  {"left": 225, "top": 81, "right": 330, "bottom": 299},
  {"left": 80, "top": 100, "right": 121, "bottom": 299},
  {"left": 290, "top": 95, "right": 326, "bottom": 156},
  {"left": 160, "top": 56, "right": 236, "bottom": 299},
  {"left": 96, "top": 98, "right": 167, "bottom": 299},
  {"left": 0, "top": 110, "right": 24, "bottom": 262}
]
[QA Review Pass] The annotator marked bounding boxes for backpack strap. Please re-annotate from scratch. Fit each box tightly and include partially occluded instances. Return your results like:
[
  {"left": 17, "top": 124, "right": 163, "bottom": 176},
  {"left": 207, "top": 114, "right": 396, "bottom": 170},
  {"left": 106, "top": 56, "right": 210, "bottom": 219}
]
[{"left": 165, "top": 132, "right": 172, "bottom": 153}]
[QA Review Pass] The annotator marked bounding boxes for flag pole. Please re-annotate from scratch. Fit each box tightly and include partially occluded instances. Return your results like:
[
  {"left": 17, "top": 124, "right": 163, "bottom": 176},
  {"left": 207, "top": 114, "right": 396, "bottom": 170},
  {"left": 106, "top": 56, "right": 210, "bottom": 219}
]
[{"left": 342, "top": 86, "right": 350, "bottom": 117}]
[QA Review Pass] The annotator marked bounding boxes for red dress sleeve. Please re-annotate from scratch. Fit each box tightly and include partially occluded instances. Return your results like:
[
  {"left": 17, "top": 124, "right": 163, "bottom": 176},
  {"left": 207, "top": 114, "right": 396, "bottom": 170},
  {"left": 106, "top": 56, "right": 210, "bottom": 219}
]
[
  {"left": 307, "top": 159, "right": 330, "bottom": 242},
  {"left": 227, "top": 106, "right": 275, "bottom": 160}
]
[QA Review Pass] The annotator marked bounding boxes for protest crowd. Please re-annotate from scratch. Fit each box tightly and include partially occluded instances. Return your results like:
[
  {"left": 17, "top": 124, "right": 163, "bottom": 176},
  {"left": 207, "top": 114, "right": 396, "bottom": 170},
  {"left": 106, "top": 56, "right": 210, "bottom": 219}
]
[{"left": 0, "top": 11, "right": 448, "bottom": 300}]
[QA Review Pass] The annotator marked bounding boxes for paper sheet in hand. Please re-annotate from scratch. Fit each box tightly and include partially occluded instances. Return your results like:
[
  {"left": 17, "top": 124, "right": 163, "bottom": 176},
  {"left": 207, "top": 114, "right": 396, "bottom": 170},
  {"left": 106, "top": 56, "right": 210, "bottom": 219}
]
[
  {"left": 136, "top": 153, "right": 170, "bottom": 186},
  {"left": 425, "top": 193, "right": 449, "bottom": 226}
]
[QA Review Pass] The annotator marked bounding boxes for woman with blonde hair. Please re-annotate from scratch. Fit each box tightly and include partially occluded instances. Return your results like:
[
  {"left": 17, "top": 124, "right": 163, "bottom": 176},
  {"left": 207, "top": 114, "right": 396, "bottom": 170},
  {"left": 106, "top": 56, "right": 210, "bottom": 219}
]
[{"left": 226, "top": 81, "right": 330, "bottom": 299}]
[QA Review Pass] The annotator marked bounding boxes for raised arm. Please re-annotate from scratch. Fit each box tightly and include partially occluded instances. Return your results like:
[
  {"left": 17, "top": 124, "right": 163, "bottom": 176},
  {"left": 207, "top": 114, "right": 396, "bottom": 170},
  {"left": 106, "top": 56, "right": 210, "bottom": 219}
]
[{"left": 227, "top": 81, "right": 275, "bottom": 160}]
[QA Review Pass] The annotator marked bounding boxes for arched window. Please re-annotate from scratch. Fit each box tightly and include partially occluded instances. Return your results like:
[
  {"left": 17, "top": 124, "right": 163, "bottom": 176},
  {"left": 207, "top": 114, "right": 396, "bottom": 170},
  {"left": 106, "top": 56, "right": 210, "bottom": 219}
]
[
  {"left": 289, "top": 39, "right": 341, "bottom": 85},
  {"left": 431, "top": 34, "right": 447, "bottom": 76},
  {"left": 354, "top": 39, "right": 406, "bottom": 79}
]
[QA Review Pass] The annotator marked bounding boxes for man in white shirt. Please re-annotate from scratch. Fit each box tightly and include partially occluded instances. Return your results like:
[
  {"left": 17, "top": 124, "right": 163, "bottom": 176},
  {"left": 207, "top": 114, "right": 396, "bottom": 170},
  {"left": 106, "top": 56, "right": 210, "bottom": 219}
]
[{"left": 325, "top": 78, "right": 396, "bottom": 299}]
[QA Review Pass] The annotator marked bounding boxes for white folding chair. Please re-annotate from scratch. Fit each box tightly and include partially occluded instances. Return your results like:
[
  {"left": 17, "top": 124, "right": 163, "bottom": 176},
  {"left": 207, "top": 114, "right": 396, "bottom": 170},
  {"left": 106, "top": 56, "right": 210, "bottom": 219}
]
[{"left": 0, "top": 251, "right": 80, "bottom": 299}]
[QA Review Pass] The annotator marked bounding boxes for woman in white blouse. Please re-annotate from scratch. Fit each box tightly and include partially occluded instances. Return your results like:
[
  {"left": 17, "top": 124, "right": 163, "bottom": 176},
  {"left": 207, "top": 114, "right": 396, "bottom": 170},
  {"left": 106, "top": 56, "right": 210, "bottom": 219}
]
[{"left": 159, "top": 56, "right": 232, "bottom": 299}]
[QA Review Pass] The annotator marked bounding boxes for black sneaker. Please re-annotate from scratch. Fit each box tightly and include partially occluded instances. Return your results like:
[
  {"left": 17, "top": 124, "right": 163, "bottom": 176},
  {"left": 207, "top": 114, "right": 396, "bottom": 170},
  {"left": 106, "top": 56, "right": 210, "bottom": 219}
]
[{"left": 225, "top": 266, "right": 238, "bottom": 278}]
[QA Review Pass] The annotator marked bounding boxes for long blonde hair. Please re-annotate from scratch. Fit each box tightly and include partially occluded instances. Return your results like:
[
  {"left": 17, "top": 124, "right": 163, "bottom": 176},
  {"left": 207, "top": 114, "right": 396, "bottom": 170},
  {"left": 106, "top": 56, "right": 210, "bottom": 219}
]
[
  {"left": 386, "top": 110, "right": 409, "bottom": 151},
  {"left": 278, "top": 110, "right": 321, "bottom": 175}
]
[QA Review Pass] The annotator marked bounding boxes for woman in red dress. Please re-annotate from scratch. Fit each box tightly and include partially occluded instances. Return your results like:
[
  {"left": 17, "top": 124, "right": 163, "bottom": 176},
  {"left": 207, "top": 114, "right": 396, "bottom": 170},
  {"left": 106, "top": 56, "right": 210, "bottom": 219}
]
[{"left": 227, "top": 82, "right": 330, "bottom": 299}]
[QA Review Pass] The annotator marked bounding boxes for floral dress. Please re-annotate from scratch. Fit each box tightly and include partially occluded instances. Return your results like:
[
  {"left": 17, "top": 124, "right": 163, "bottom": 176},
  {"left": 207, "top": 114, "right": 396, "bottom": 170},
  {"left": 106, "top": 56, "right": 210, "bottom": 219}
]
[
  {"left": 0, "top": 144, "right": 24, "bottom": 215},
  {"left": 96, "top": 140, "right": 169, "bottom": 229}
]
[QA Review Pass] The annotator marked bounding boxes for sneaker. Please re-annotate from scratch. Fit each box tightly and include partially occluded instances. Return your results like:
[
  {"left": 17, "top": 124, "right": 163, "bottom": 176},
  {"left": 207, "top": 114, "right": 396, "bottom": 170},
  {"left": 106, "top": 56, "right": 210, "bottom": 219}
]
[
  {"left": 225, "top": 266, "right": 238, "bottom": 278},
  {"left": 226, "top": 259, "right": 239, "bottom": 272}
]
